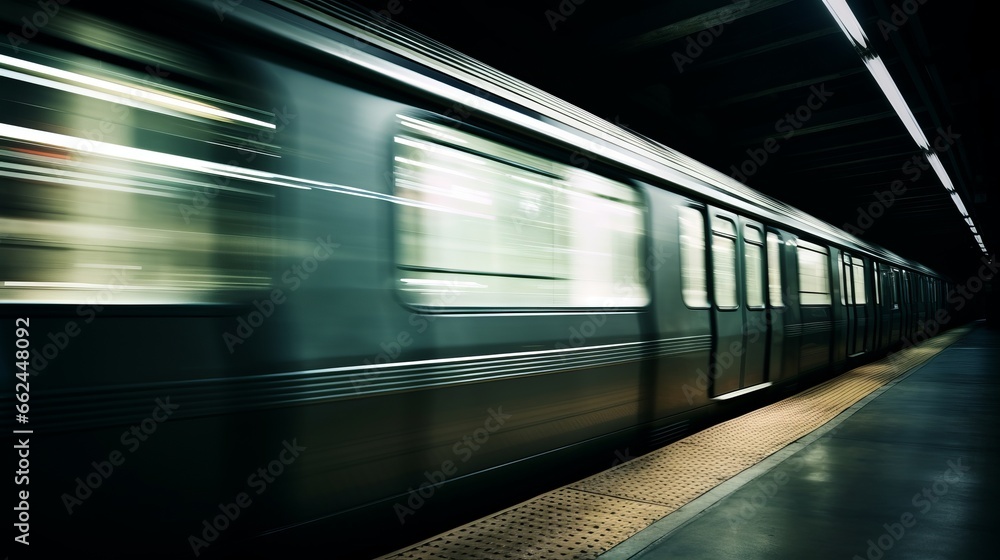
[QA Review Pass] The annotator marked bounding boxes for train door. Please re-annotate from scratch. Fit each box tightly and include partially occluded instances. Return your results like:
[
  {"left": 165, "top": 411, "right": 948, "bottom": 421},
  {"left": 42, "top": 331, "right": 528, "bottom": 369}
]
[
  {"left": 844, "top": 254, "right": 870, "bottom": 355},
  {"left": 794, "top": 239, "right": 834, "bottom": 374},
  {"left": 741, "top": 221, "right": 768, "bottom": 386},
  {"left": 709, "top": 209, "right": 763, "bottom": 397},
  {"left": 708, "top": 210, "right": 743, "bottom": 396}
]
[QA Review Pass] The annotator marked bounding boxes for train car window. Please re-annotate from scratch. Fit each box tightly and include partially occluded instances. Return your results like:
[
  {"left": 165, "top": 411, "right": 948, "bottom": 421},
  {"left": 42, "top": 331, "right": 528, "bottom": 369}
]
[
  {"left": 766, "top": 232, "right": 784, "bottom": 307},
  {"left": 712, "top": 218, "right": 738, "bottom": 309},
  {"left": 797, "top": 240, "right": 831, "bottom": 305},
  {"left": 852, "top": 259, "right": 867, "bottom": 305},
  {"left": 678, "top": 207, "right": 710, "bottom": 308},
  {"left": 393, "top": 116, "right": 647, "bottom": 309},
  {"left": 744, "top": 225, "right": 765, "bottom": 308}
]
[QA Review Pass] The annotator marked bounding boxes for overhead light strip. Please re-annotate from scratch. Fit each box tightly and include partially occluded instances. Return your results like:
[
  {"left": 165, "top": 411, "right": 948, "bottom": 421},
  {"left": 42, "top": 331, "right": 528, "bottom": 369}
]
[{"left": 821, "top": 0, "right": 987, "bottom": 256}]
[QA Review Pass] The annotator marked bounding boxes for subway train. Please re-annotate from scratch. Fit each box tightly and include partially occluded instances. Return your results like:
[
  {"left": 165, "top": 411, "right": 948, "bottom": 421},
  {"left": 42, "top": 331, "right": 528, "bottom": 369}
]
[{"left": 0, "top": 0, "right": 954, "bottom": 558}]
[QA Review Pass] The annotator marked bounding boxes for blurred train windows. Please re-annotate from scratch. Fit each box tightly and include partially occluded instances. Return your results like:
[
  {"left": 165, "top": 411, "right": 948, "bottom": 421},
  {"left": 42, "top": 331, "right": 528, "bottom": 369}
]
[
  {"left": 766, "top": 232, "right": 783, "bottom": 307},
  {"left": 678, "top": 206, "right": 709, "bottom": 308},
  {"left": 0, "top": 24, "right": 277, "bottom": 305},
  {"left": 797, "top": 240, "right": 831, "bottom": 305},
  {"left": 744, "top": 225, "right": 764, "bottom": 309},
  {"left": 711, "top": 217, "right": 738, "bottom": 310},
  {"left": 393, "top": 116, "right": 647, "bottom": 309}
]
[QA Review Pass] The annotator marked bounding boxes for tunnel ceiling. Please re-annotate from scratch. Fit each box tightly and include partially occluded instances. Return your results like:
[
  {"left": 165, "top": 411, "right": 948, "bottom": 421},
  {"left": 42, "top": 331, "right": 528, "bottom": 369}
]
[{"left": 343, "top": 0, "right": 996, "bottom": 282}]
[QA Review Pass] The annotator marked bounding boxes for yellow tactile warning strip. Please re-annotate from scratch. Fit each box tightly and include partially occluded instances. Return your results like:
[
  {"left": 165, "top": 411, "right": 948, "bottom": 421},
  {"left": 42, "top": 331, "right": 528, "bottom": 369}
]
[{"left": 379, "top": 326, "right": 971, "bottom": 560}]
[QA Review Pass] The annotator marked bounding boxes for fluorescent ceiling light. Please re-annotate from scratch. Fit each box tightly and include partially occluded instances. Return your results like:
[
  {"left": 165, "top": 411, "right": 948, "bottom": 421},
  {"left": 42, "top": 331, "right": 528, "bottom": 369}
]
[
  {"left": 925, "top": 152, "right": 956, "bottom": 191},
  {"left": 821, "top": 0, "right": 989, "bottom": 257},
  {"left": 821, "top": 0, "right": 870, "bottom": 48},
  {"left": 949, "top": 192, "right": 969, "bottom": 217},
  {"left": 864, "top": 57, "right": 930, "bottom": 149}
]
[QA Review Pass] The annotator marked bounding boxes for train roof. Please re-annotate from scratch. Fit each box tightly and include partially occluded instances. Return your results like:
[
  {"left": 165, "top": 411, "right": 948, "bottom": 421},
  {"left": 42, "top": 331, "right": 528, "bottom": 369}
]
[{"left": 249, "top": 0, "right": 943, "bottom": 278}]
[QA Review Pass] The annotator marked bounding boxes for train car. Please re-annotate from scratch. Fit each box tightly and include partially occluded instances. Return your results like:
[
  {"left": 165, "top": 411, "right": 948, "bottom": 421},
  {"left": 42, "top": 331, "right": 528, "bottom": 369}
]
[{"left": 0, "top": 0, "right": 951, "bottom": 557}]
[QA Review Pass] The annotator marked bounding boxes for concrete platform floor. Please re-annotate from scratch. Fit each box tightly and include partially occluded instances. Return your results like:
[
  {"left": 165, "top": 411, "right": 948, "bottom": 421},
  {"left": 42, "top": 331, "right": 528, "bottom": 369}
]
[{"left": 601, "top": 322, "right": 1000, "bottom": 560}]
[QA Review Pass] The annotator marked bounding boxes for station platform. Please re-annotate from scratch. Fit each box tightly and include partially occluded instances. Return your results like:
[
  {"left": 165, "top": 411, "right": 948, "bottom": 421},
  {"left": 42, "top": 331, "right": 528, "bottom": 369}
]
[{"left": 377, "top": 321, "right": 999, "bottom": 559}]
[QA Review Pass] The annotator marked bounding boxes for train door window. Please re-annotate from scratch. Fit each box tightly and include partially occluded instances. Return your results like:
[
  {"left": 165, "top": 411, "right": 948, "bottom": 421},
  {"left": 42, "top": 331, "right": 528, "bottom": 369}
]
[
  {"left": 766, "top": 232, "right": 784, "bottom": 307},
  {"left": 891, "top": 268, "right": 900, "bottom": 309},
  {"left": 873, "top": 263, "right": 881, "bottom": 305},
  {"left": 712, "top": 218, "right": 738, "bottom": 309},
  {"left": 394, "top": 116, "right": 647, "bottom": 309},
  {"left": 841, "top": 253, "right": 851, "bottom": 305},
  {"left": 678, "top": 206, "right": 710, "bottom": 308},
  {"left": 852, "top": 258, "right": 867, "bottom": 305},
  {"left": 744, "top": 225, "right": 765, "bottom": 308},
  {"left": 797, "top": 240, "right": 831, "bottom": 305}
]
